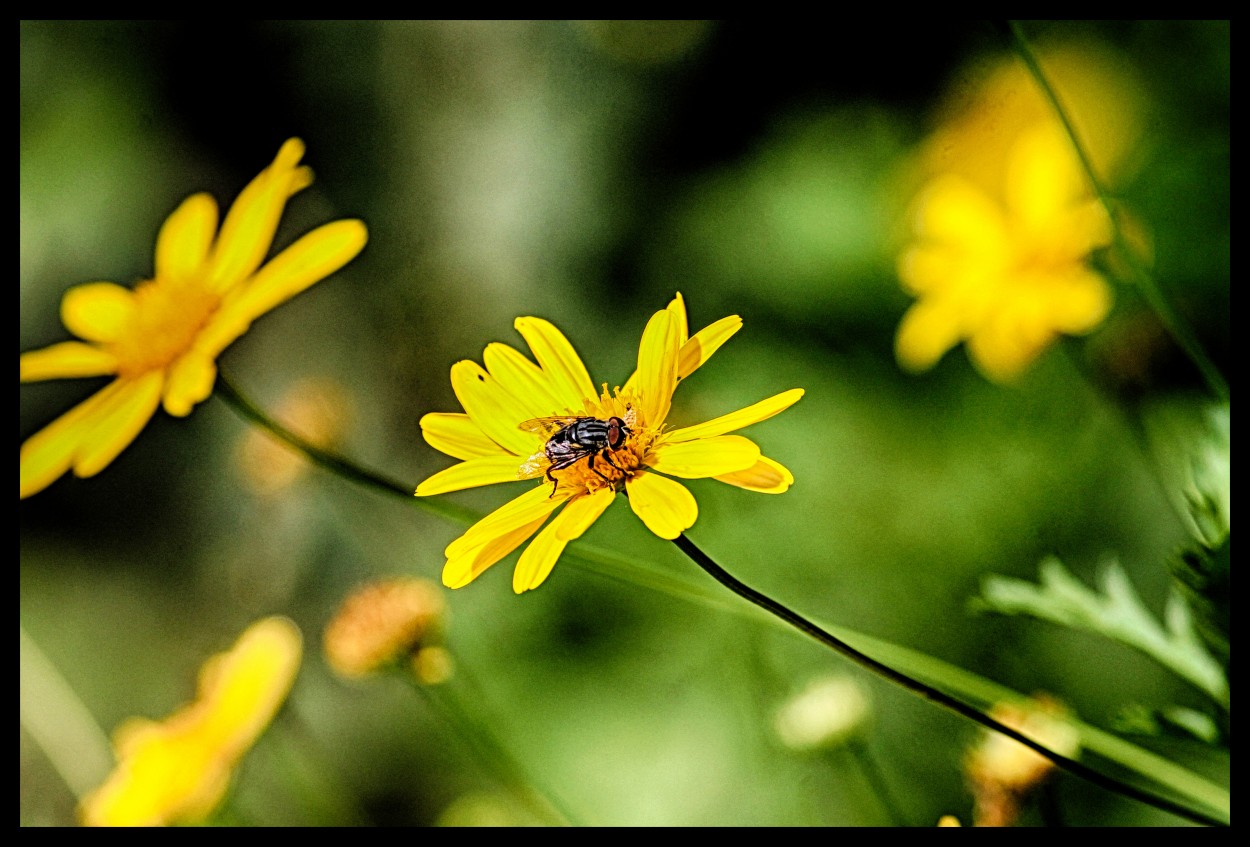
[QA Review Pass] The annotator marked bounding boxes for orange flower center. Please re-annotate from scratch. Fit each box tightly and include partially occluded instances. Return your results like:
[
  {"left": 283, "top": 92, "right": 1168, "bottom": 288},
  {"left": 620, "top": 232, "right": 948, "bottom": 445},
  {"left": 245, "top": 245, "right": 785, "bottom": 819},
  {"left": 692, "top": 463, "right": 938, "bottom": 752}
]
[
  {"left": 539, "top": 386, "right": 660, "bottom": 497},
  {"left": 112, "top": 278, "right": 221, "bottom": 379}
]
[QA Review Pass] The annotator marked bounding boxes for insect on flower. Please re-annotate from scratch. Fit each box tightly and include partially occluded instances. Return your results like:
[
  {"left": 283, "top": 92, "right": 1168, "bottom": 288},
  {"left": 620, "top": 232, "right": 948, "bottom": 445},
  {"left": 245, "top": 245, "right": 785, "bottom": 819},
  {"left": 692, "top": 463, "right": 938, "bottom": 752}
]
[{"left": 517, "top": 410, "right": 636, "bottom": 496}]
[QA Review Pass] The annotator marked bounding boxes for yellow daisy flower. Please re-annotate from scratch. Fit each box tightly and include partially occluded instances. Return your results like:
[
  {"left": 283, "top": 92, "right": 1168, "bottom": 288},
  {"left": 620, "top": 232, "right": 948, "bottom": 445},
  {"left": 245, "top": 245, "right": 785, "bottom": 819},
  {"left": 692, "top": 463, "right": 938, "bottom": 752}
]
[
  {"left": 416, "top": 293, "right": 804, "bottom": 594},
  {"left": 895, "top": 123, "right": 1113, "bottom": 382},
  {"left": 79, "top": 615, "right": 303, "bottom": 827},
  {"left": 19, "top": 138, "right": 368, "bottom": 499}
]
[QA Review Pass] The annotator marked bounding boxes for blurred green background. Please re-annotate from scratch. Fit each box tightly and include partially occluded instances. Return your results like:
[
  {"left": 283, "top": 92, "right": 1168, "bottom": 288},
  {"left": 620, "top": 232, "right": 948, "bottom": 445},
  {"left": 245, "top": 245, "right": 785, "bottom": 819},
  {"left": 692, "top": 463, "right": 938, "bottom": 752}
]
[{"left": 20, "top": 20, "right": 1229, "bottom": 826}]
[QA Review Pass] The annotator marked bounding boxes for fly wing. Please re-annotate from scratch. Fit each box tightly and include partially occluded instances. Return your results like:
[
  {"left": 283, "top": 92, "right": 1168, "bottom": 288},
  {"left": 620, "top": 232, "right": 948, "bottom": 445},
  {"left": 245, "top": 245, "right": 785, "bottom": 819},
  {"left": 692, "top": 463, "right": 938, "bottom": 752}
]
[
  {"left": 516, "top": 449, "right": 551, "bottom": 480},
  {"left": 518, "top": 415, "right": 581, "bottom": 437}
]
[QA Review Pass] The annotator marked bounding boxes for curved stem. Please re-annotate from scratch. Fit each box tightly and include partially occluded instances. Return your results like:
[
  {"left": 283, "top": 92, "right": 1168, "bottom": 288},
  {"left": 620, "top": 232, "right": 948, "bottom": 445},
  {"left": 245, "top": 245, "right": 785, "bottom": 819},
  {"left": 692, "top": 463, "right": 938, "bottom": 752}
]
[
  {"left": 213, "top": 371, "right": 477, "bottom": 526},
  {"left": 1004, "top": 20, "right": 1228, "bottom": 404},
  {"left": 415, "top": 668, "right": 580, "bottom": 826},
  {"left": 671, "top": 533, "right": 1223, "bottom": 827}
]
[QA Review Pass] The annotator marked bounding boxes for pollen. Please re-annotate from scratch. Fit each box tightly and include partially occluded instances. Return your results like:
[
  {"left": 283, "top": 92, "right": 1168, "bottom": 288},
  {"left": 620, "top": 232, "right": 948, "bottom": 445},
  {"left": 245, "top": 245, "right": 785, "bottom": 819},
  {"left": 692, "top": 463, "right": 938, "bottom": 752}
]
[
  {"left": 112, "top": 278, "right": 220, "bottom": 379},
  {"left": 548, "top": 385, "right": 658, "bottom": 497}
]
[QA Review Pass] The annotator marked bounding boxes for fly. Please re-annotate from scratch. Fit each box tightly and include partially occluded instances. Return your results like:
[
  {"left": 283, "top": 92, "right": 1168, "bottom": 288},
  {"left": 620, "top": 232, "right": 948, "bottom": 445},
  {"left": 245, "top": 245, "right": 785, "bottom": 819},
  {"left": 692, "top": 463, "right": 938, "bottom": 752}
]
[{"left": 517, "top": 412, "right": 634, "bottom": 496}]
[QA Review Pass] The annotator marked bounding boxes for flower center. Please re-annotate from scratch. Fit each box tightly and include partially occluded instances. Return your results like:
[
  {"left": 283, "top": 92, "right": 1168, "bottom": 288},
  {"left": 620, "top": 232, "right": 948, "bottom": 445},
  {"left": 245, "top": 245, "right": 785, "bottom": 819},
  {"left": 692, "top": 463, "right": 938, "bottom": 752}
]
[
  {"left": 112, "top": 277, "right": 221, "bottom": 379},
  {"left": 541, "top": 386, "right": 658, "bottom": 497}
]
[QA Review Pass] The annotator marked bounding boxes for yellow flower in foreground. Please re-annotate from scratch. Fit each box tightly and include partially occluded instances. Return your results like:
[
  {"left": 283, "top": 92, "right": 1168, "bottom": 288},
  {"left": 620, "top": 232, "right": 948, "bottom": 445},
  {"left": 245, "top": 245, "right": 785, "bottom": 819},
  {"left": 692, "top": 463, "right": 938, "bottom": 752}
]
[
  {"left": 416, "top": 293, "right": 804, "bottom": 594},
  {"left": 79, "top": 616, "right": 303, "bottom": 827},
  {"left": 895, "top": 124, "right": 1113, "bottom": 382},
  {"left": 19, "top": 138, "right": 368, "bottom": 499}
]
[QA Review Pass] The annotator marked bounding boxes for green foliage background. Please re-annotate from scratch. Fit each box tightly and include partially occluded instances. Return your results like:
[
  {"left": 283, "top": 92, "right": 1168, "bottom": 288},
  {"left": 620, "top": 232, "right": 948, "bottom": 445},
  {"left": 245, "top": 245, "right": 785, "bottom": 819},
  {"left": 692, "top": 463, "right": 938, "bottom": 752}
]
[{"left": 20, "top": 20, "right": 1229, "bottom": 826}]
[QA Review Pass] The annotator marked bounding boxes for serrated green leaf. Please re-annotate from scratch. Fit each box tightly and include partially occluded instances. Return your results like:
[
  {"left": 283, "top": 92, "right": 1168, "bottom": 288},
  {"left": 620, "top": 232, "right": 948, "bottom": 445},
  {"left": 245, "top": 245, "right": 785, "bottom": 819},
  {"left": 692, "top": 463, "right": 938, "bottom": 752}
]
[
  {"left": 1141, "top": 399, "right": 1229, "bottom": 548},
  {"left": 978, "top": 557, "right": 1229, "bottom": 708}
]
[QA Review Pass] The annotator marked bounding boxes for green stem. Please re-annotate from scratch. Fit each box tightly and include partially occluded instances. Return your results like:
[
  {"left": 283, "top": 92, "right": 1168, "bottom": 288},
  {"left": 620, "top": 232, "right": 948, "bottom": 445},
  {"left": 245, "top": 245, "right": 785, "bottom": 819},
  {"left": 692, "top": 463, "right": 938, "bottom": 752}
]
[
  {"left": 214, "top": 372, "right": 477, "bottom": 526},
  {"left": 845, "top": 738, "right": 909, "bottom": 827},
  {"left": 1004, "top": 20, "right": 1228, "bottom": 404},
  {"left": 671, "top": 533, "right": 1223, "bottom": 828},
  {"left": 409, "top": 673, "right": 579, "bottom": 826}
]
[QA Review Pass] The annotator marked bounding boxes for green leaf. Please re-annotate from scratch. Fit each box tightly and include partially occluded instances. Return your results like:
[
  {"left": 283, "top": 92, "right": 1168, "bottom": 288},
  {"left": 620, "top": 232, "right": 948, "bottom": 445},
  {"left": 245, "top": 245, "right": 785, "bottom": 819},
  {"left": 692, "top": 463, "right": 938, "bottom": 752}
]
[
  {"left": 977, "top": 557, "right": 1229, "bottom": 709},
  {"left": 1141, "top": 399, "right": 1230, "bottom": 549}
]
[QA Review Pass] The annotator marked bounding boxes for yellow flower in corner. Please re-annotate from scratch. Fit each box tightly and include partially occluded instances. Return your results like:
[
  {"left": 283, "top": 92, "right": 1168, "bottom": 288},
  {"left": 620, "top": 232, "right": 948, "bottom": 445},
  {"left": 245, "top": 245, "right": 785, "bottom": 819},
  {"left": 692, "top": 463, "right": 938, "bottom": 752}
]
[
  {"left": 79, "top": 616, "right": 303, "bottom": 827},
  {"left": 19, "top": 138, "right": 368, "bottom": 498},
  {"left": 416, "top": 293, "right": 804, "bottom": 594},
  {"left": 895, "top": 123, "right": 1113, "bottom": 383}
]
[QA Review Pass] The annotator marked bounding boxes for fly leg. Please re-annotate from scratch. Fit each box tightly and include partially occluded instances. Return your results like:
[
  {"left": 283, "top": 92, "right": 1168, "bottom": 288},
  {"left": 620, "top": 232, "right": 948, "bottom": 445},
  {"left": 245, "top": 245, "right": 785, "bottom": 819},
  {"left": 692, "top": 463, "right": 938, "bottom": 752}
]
[{"left": 586, "top": 449, "right": 626, "bottom": 485}]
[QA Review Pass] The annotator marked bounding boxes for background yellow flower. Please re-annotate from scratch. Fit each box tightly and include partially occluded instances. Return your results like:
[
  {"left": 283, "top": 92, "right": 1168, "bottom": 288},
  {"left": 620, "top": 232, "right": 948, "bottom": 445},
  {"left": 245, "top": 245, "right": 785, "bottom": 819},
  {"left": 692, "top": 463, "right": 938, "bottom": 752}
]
[
  {"left": 79, "top": 616, "right": 303, "bottom": 827},
  {"left": 19, "top": 138, "right": 367, "bottom": 499},
  {"left": 894, "top": 44, "right": 1144, "bottom": 382}
]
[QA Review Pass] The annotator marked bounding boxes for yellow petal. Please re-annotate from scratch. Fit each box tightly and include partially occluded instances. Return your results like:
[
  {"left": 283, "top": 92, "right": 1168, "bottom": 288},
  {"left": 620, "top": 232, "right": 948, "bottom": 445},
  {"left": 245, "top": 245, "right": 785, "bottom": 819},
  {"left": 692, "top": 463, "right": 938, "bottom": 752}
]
[
  {"left": 1049, "top": 268, "right": 1113, "bottom": 333},
  {"left": 195, "top": 616, "right": 302, "bottom": 756},
  {"left": 415, "top": 455, "right": 530, "bottom": 496},
  {"left": 20, "top": 341, "right": 118, "bottom": 382},
  {"left": 60, "top": 282, "right": 136, "bottom": 343},
  {"left": 155, "top": 193, "right": 218, "bottom": 283},
  {"left": 512, "top": 489, "right": 613, "bottom": 593},
  {"left": 555, "top": 486, "right": 615, "bottom": 540},
  {"left": 199, "top": 219, "right": 367, "bottom": 360},
  {"left": 714, "top": 456, "right": 795, "bottom": 493},
  {"left": 419, "top": 412, "right": 508, "bottom": 460},
  {"left": 912, "top": 174, "right": 1008, "bottom": 248},
  {"left": 678, "top": 314, "right": 741, "bottom": 382},
  {"left": 967, "top": 315, "right": 1049, "bottom": 383},
  {"left": 625, "top": 471, "right": 697, "bottom": 540},
  {"left": 665, "top": 292, "right": 691, "bottom": 347},
  {"left": 648, "top": 435, "right": 759, "bottom": 478},
  {"left": 163, "top": 351, "right": 217, "bottom": 417},
  {"left": 1006, "top": 125, "right": 1087, "bottom": 235},
  {"left": 444, "top": 514, "right": 550, "bottom": 590},
  {"left": 633, "top": 308, "right": 680, "bottom": 428},
  {"left": 206, "top": 138, "right": 312, "bottom": 292},
  {"left": 664, "top": 388, "right": 804, "bottom": 443},
  {"left": 20, "top": 384, "right": 115, "bottom": 499},
  {"left": 449, "top": 360, "right": 536, "bottom": 456},
  {"left": 513, "top": 317, "right": 596, "bottom": 410},
  {"left": 623, "top": 293, "right": 691, "bottom": 392},
  {"left": 482, "top": 342, "right": 571, "bottom": 419},
  {"left": 894, "top": 298, "right": 965, "bottom": 374},
  {"left": 511, "top": 520, "right": 566, "bottom": 595},
  {"left": 445, "top": 484, "right": 565, "bottom": 562},
  {"left": 72, "top": 370, "right": 164, "bottom": 478}
]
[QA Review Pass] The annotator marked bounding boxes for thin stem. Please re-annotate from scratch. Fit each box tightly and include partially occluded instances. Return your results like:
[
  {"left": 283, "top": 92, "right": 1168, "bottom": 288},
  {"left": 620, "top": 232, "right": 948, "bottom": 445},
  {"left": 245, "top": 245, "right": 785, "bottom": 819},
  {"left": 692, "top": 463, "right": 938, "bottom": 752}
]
[
  {"left": 1004, "top": 20, "right": 1229, "bottom": 404},
  {"left": 410, "top": 674, "right": 579, "bottom": 826},
  {"left": 671, "top": 533, "right": 1223, "bottom": 828},
  {"left": 845, "top": 738, "right": 909, "bottom": 827},
  {"left": 213, "top": 371, "right": 477, "bottom": 526}
]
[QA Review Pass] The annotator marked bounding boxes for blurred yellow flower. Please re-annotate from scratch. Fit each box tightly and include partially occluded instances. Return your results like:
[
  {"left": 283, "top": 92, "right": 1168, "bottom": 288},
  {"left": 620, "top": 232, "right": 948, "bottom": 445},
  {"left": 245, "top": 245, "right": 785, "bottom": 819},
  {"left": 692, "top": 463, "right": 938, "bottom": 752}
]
[
  {"left": 235, "top": 376, "right": 353, "bottom": 497},
  {"left": 416, "top": 293, "right": 804, "bottom": 593},
  {"left": 896, "top": 126, "right": 1113, "bottom": 382},
  {"left": 895, "top": 45, "right": 1143, "bottom": 383},
  {"left": 963, "top": 694, "right": 1080, "bottom": 827},
  {"left": 323, "top": 577, "right": 450, "bottom": 681},
  {"left": 19, "top": 138, "right": 368, "bottom": 499},
  {"left": 79, "top": 616, "right": 303, "bottom": 827}
]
